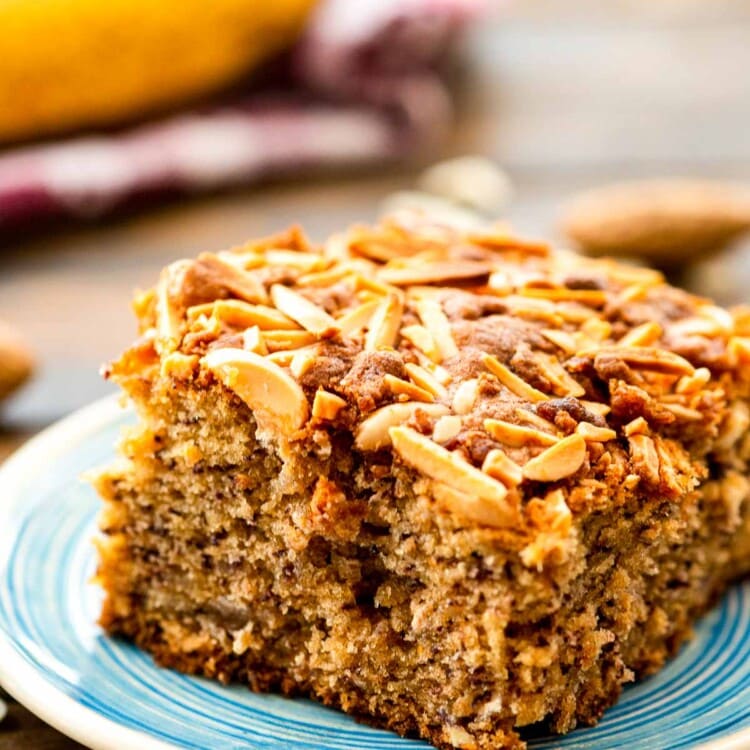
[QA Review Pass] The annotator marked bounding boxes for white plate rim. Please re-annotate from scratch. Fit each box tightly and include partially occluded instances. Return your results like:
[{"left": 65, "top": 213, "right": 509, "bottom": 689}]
[{"left": 0, "top": 394, "right": 749, "bottom": 750}]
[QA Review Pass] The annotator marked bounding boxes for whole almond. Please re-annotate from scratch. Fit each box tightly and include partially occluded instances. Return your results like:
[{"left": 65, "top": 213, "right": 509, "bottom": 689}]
[{"left": 560, "top": 179, "right": 750, "bottom": 265}]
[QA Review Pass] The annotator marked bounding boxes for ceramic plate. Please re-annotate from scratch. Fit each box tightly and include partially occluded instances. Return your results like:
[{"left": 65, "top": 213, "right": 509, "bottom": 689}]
[{"left": 2, "top": 396, "right": 750, "bottom": 750}]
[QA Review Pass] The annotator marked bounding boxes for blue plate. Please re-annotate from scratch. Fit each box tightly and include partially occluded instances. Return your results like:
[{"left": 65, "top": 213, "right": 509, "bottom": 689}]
[{"left": 1, "top": 396, "right": 749, "bottom": 750}]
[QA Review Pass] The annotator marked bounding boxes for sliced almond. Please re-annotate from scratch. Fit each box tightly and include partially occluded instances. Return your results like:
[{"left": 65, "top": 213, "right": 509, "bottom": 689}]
[
  {"left": 619, "top": 321, "right": 663, "bottom": 347},
  {"left": 312, "top": 389, "right": 348, "bottom": 420},
  {"left": 519, "top": 287, "right": 608, "bottom": 306},
  {"left": 579, "top": 400, "right": 611, "bottom": 418},
  {"left": 676, "top": 367, "right": 712, "bottom": 394},
  {"left": 385, "top": 374, "right": 435, "bottom": 403},
  {"left": 580, "top": 317, "right": 612, "bottom": 342},
  {"left": 289, "top": 347, "right": 318, "bottom": 378},
  {"left": 262, "top": 330, "right": 318, "bottom": 352},
  {"left": 484, "top": 418, "right": 559, "bottom": 447},
  {"left": 522, "top": 434, "right": 587, "bottom": 482},
  {"left": 378, "top": 260, "right": 492, "bottom": 286},
  {"left": 404, "top": 363, "right": 448, "bottom": 399},
  {"left": 482, "top": 448, "right": 524, "bottom": 486},
  {"left": 296, "top": 266, "right": 353, "bottom": 287},
  {"left": 580, "top": 346, "right": 695, "bottom": 376},
  {"left": 270, "top": 284, "right": 339, "bottom": 338},
  {"left": 430, "top": 480, "right": 515, "bottom": 529},
  {"left": 728, "top": 336, "right": 750, "bottom": 367},
  {"left": 541, "top": 329, "right": 579, "bottom": 355},
  {"left": 264, "top": 249, "right": 327, "bottom": 272},
  {"left": 365, "top": 292, "right": 404, "bottom": 351},
  {"left": 190, "top": 252, "right": 268, "bottom": 304},
  {"left": 628, "top": 433, "right": 660, "bottom": 485},
  {"left": 355, "top": 403, "right": 449, "bottom": 451},
  {"left": 390, "top": 426, "right": 513, "bottom": 521},
  {"left": 337, "top": 300, "right": 380, "bottom": 337},
  {"left": 400, "top": 324, "right": 441, "bottom": 362},
  {"left": 452, "top": 378, "right": 480, "bottom": 415},
  {"left": 482, "top": 354, "right": 548, "bottom": 402},
  {"left": 203, "top": 348, "right": 309, "bottom": 433},
  {"left": 242, "top": 326, "right": 267, "bottom": 355},
  {"left": 624, "top": 417, "right": 650, "bottom": 436},
  {"left": 188, "top": 300, "right": 298, "bottom": 331},
  {"left": 576, "top": 421, "right": 617, "bottom": 442},
  {"left": 535, "top": 353, "right": 586, "bottom": 398},
  {"left": 415, "top": 298, "right": 458, "bottom": 361},
  {"left": 155, "top": 260, "right": 191, "bottom": 351},
  {"left": 661, "top": 403, "right": 704, "bottom": 421},
  {"left": 433, "top": 415, "right": 463, "bottom": 443}
]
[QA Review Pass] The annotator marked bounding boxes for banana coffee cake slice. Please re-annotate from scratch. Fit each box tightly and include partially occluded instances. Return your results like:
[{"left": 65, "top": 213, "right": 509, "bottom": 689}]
[{"left": 94, "top": 218, "right": 750, "bottom": 750}]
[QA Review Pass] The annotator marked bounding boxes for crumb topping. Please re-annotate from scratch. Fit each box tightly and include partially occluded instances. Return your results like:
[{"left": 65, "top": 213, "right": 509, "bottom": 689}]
[{"left": 114, "top": 218, "right": 750, "bottom": 537}]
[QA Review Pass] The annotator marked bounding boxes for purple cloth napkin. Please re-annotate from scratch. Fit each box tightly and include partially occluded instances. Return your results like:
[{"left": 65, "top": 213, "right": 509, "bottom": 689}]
[{"left": 0, "top": 0, "right": 481, "bottom": 230}]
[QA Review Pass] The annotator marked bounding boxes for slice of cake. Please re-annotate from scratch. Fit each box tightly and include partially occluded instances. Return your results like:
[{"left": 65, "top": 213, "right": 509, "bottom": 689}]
[{"left": 93, "top": 218, "right": 750, "bottom": 750}]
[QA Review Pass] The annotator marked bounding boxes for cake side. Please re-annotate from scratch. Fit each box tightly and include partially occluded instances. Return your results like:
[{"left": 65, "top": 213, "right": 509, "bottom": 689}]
[{"left": 94, "top": 219, "right": 750, "bottom": 750}]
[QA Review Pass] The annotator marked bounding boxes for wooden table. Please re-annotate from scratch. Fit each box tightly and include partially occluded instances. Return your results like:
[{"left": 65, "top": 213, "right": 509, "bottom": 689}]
[{"left": 1, "top": 3, "right": 750, "bottom": 747}]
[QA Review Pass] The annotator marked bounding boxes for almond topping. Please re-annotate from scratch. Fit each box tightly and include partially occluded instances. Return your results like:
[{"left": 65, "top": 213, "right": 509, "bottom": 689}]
[
  {"left": 676, "top": 367, "right": 712, "bottom": 394},
  {"left": 661, "top": 403, "right": 704, "bottom": 421},
  {"left": 404, "top": 362, "right": 448, "bottom": 399},
  {"left": 203, "top": 348, "right": 309, "bottom": 433},
  {"left": 519, "top": 288, "right": 608, "bottom": 306},
  {"left": 191, "top": 252, "right": 268, "bottom": 304},
  {"left": 337, "top": 300, "right": 380, "bottom": 337},
  {"left": 619, "top": 321, "right": 663, "bottom": 347},
  {"left": 433, "top": 415, "right": 463, "bottom": 443},
  {"left": 415, "top": 298, "right": 458, "bottom": 361},
  {"left": 535, "top": 353, "right": 586, "bottom": 398},
  {"left": 579, "top": 400, "right": 611, "bottom": 417},
  {"left": 430, "top": 480, "right": 516, "bottom": 529},
  {"left": 484, "top": 418, "right": 559, "bottom": 447},
  {"left": 155, "top": 260, "right": 191, "bottom": 351},
  {"left": 452, "top": 378, "right": 480, "bottom": 415},
  {"left": 263, "top": 330, "right": 318, "bottom": 352},
  {"left": 289, "top": 347, "right": 318, "bottom": 378},
  {"left": 541, "top": 329, "right": 579, "bottom": 355},
  {"left": 522, "top": 434, "right": 587, "bottom": 482},
  {"left": 378, "top": 260, "right": 493, "bottom": 286},
  {"left": 482, "top": 448, "right": 523, "bottom": 486},
  {"left": 242, "top": 326, "right": 268, "bottom": 355},
  {"left": 390, "top": 426, "right": 513, "bottom": 518},
  {"left": 365, "top": 292, "right": 404, "bottom": 351},
  {"left": 400, "top": 324, "right": 441, "bottom": 362},
  {"left": 581, "top": 346, "right": 695, "bottom": 376},
  {"left": 187, "top": 300, "right": 298, "bottom": 331},
  {"left": 482, "top": 354, "right": 548, "bottom": 402},
  {"left": 580, "top": 317, "right": 612, "bottom": 342},
  {"left": 728, "top": 336, "right": 750, "bottom": 367},
  {"left": 355, "top": 403, "right": 449, "bottom": 451},
  {"left": 576, "top": 422, "right": 617, "bottom": 442},
  {"left": 264, "top": 249, "right": 327, "bottom": 272},
  {"left": 628, "top": 434, "right": 660, "bottom": 485},
  {"left": 270, "top": 285, "right": 339, "bottom": 338},
  {"left": 624, "top": 417, "right": 650, "bottom": 436},
  {"left": 385, "top": 374, "right": 435, "bottom": 403},
  {"left": 312, "top": 390, "right": 347, "bottom": 421}
]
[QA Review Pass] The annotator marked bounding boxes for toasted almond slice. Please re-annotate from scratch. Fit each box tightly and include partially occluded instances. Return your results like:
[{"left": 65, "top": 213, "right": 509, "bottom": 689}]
[
  {"left": 378, "top": 260, "right": 493, "bottom": 286},
  {"left": 390, "top": 426, "right": 512, "bottom": 515},
  {"left": 482, "top": 354, "right": 548, "bottom": 402},
  {"left": 433, "top": 415, "right": 463, "bottom": 443},
  {"left": 385, "top": 374, "right": 435, "bottom": 403},
  {"left": 576, "top": 422, "right": 617, "bottom": 442},
  {"left": 264, "top": 250, "right": 327, "bottom": 272},
  {"left": 415, "top": 354, "right": 452, "bottom": 386},
  {"left": 242, "top": 326, "right": 267, "bottom": 355},
  {"left": 355, "top": 274, "right": 398, "bottom": 297},
  {"left": 270, "top": 285, "right": 339, "bottom": 338},
  {"left": 289, "top": 347, "right": 318, "bottom": 378},
  {"left": 628, "top": 434, "right": 660, "bottom": 485},
  {"left": 676, "top": 367, "right": 712, "bottom": 394},
  {"left": 514, "top": 407, "right": 556, "bottom": 431},
  {"left": 365, "top": 292, "right": 404, "bottom": 351},
  {"left": 266, "top": 351, "right": 296, "bottom": 366},
  {"left": 522, "top": 434, "right": 587, "bottom": 482},
  {"left": 519, "top": 288, "right": 608, "bottom": 306},
  {"left": 355, "top": 403, "right": 449, "bottom": 450},
  {"left": 556, "top": 303, "right": 598, "bottom": 323},
  {"left": 591, "top": 346, "right": 695, "bottom": 376},
  {"left": 535, "top": 353, "right": 586, "bottom": 398},
  {"left": 263, "top": 330, "right": 318, "bottom": 352},
  {"left": 296, "top": 266, "right": 353, "bottom": 287},
  {"left": 203, "top": 348, "right": 308, "bottom": 433},
  {"left": 661, "top": 403, "right": 704, "bottom": 421},
  {"left": 188, "top": 301, "right": 298, "bottom": 331},
  {"left": 312, "top": 390, "right": 348, "bottom": 420},
  {"left": 191, "top": 252, "right": 268, "bottom": 304},
  {"left": 624, "top": 417, "right": 650, "bottom": 436},
  {"left": 155, "top": 260, "right": 191, "bottom": 350},
  {"left": 452, "top": 378, "right": 480, "bottom": 415},
  {"left": 619, "top": 321, "right": 663, "bottom": 347},
  {"left": 699, "top": 304, "right": 735, "bottom": 333},
  {"left": 728, "top": 336, "right": 750, "bottom": 367},
  {"left": 484, "top": 418, "right": 559, "bottom": 447},
  {"left": 415, "top": 298, "right": 458, "bottom": 361},
  {"left": 541, "top": 329, "right": 579, "bottom": 355},
  {"left": 430, "top": 480, "right": 515, "bottom": 529},
  {"left": 401, "top": 324, "right": 441, "bottom": 362},
  {"left": 404, "top": 362, "right": 448, "bottom": 399},
  {"left": 580, "top": 317, "right": 612, "bottom": 342},
  {"left": 487, "top": 270, "right": 514, "bottom": 295},
  {"left": 482, "top": 448, "right": 523, "bottom": 486},
  {"left": 337, "top": 300, "right": 380, "bottom": 337},
  {"left": 579, "top": 400, "right": 611, "bottom": 417}
]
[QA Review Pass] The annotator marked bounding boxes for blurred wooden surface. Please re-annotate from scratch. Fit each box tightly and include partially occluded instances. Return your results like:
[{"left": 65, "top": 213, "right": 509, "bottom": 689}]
[{"left": 1, "top": 2, "right": 750, "bottom": 747}]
